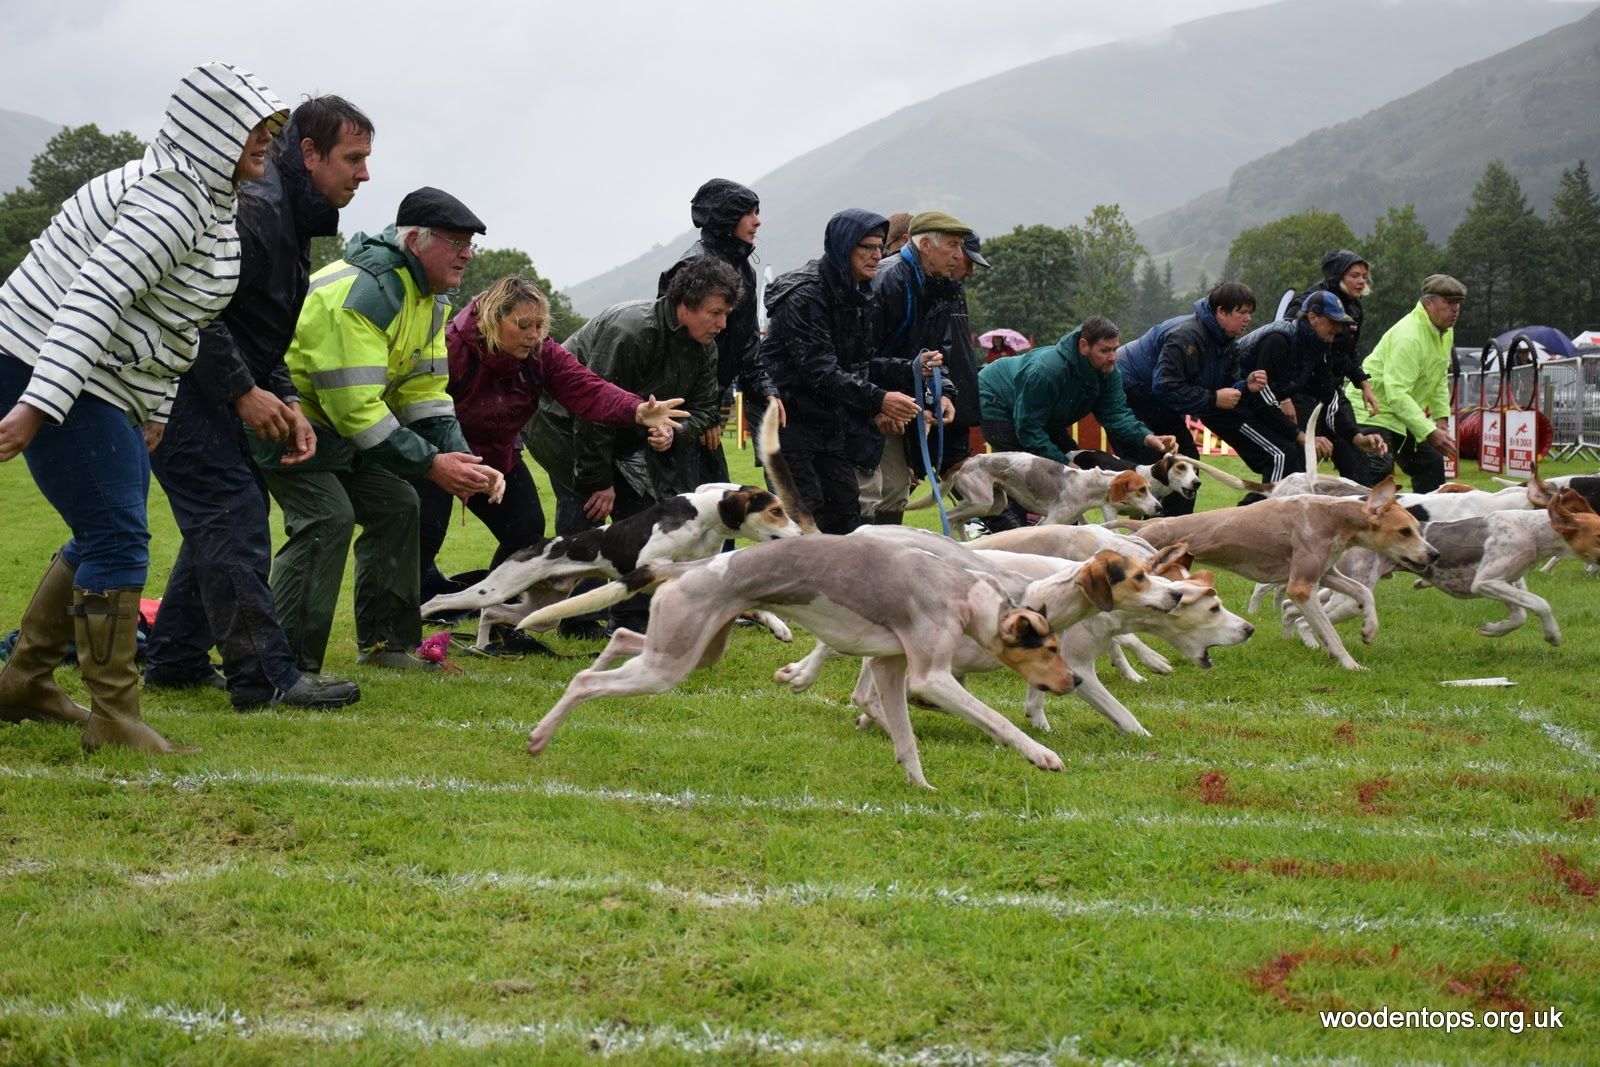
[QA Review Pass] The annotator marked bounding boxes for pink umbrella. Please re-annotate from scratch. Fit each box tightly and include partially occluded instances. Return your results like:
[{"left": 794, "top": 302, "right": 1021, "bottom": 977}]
[{"left": 978, "top": 328, "right": 1031, "bottom": 353}]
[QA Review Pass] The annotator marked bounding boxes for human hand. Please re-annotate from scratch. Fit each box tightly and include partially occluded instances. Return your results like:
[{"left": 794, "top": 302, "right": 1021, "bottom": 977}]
[
  {"left": 0, "top": 402, "right": 47, "bottom": 462},
  {"left": 1354, "top": 432, "right": 1388, "bottom": 456},
  {"left": 873, "top": 412, "right": 906, "bottom": 435},
  {"left": 583, "top": 487, "right": 615, "bottom": 522},
  {"left": 700, "top": 424, "right": 723, "bottom": 450},
  {"left": 484, "top": 468, "right": 507, "bottom": 505},
  {"left": 1245, "top": 370, "right": 1268, "bottom": 393},
  {"left": 142, "top": 421, "right": 165, "bottom": 453},
  {"left": 1426, "top": 427, "right": 1458, "bottom": 459},
  {"left": 1280, "top": 398, "right": 1297, "bottom": 423},
  {"left": 427, "top": 451, "right": 496, "bottom": 496},
  {"left": 1315, "top": 436, "right": 1334, "bottom": 459},
  {"left": 634, "top": 395, "right": 689, "bottom": 431},
  {"left": 1361, "top": 384, "right": 1380, "bottom": 417},
  {"left": 647, "top": 425, "right": 674, "bottom": 452},
  {"left": 1144, "top": 433, "right": 1178, "bottom": 454},
  {"left": 881, "top": 391, "right": 919, "bottom": 421},
  {"left": 279, "top": 406, "right": 318, "bottom": 465},
  {"left": 1215, "top": 388, "right": 1242, "bottom": 410},
  {"left": 918, "top": 349, "right": 944, "bottom": 376},
  {"left": 939, "top": 395, "right": 956, "bottom": 425},
  {"left": 234, "top": 386, "right": 293, "bottom": 442}
]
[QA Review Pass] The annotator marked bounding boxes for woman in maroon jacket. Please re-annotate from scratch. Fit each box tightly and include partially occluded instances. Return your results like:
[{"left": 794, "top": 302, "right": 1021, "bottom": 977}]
[{"left": 418, "top": 276, "right": 685, "bottom": 627}]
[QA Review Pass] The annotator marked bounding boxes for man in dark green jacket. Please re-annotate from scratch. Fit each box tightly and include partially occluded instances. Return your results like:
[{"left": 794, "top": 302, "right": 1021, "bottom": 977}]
[
  {"left": 525, "top": 257, "right": 732, "bottom": 633},
  {"left": 979, "top": 317, "right": 1176, "bottom": 461},
  {"left": 977, "top": 316, "right": 1175, "bottom": 531}
]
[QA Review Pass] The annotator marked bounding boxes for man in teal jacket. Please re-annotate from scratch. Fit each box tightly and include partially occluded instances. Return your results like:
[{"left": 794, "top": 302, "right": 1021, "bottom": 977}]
[
  {"left": 1346, "top": 274, "right": 1465, "bottom": 492},
  {"left": 979, "top": 316, "right": 1176, "bottom": 462}
]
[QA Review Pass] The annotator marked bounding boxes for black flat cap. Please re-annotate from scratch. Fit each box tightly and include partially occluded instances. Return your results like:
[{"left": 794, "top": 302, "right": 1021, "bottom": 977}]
[{"left": 395, "top": 186, "right": 486, "bottom": 235}]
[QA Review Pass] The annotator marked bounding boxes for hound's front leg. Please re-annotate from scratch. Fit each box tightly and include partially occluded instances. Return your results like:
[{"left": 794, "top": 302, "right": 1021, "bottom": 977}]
[
  {"left": 1288, "top": 574, "right": 1366, "bottom": 671},
  {"left": 1474, "top": 577, "right": 1559, "bottom": 644},
  {"left": 910, "top": 669, "right": 1065, "bottom": 771},
  {"left": 1069, "top": 658, "right": 1151, "bottom": 736},
  {"left": 773, "top": 641, "right": 841, "bottom": 691},
  {"left": 852, "top": 658, "right": 890, "bottom": 733},
  {"left": 591, "top": 628, "right": 646, "bottom": 670},
  {"left": 1320, "top": 567, "right": 1380, "bottom": 644},
  {"left": 527, "top": 644, "right": 691, "bottom": 756}
]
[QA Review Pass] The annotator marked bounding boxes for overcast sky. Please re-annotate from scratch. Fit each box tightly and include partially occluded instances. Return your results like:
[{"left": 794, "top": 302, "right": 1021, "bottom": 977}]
[{"left": 3, "top": 0, "right": 1277, "bottom": 288}]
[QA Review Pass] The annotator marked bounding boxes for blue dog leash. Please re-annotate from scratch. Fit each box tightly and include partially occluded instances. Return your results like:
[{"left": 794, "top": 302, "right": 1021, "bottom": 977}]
[{"left": 911, "top": 352, "right": 952, "bottom": 537}]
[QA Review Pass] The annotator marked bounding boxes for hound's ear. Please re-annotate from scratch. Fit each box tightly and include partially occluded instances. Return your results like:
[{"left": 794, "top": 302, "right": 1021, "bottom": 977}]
[
  {"left": 1365, "top": 476, "right": 1397, "bottom": 518},
  {"left": 1026, "top": 609, "right": 1050, "bottom": 636},
  {"left": 1526, "top": 465, "right": 1552, "bottom": 508},
  {"left": 1149, "top": 542, "right": 1193, "bottom": 577},
  {"left": 1549, "top": 489, "right": 1595, "bottom": 538},
  {"left": 1176, "top": 581, "right": 1211, "bottom": 606},
  {"left": 1188, "top": 569, "right": 1218, "bottom": 587},
  {"left": 1078, "top": 555, "right": 1118, "bottom": 612},
  {"left": 998, "top": 609, "right": 1026, "bottom": 645},
  {"left": 1151, "top": 454, "right": 1173, "bottom": 481},
  {"left": 717, "top": 490, "right": 755, "bottom": 530}
]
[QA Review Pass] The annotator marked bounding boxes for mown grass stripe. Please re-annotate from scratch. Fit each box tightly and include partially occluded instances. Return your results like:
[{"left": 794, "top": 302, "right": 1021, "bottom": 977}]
[
  {"left": 4, "top": 857, "right": 1587, "bottom": 942},
  {"left": 0, "top": 762, "right": 1584, "bottom": 848}
]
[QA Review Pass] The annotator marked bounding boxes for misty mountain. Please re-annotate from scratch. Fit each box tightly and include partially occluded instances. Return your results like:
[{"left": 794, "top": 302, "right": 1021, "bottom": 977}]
[
  {"left": 0, "top": 108, "right": 63, "bottom": 193},
  {"left": 567, "top": 0, "right": 1583, "bottom": 315},
  {"left": 1137, "top": 6, "right": 1600, "bottom": 284}
]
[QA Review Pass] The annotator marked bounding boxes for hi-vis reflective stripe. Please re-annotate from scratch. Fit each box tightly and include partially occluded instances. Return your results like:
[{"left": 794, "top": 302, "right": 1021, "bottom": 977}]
[
  {"left": 399, "top": 398, "right": 455, "bottom": 424},
  {"left": 428, "top": 298, "right": 445, "bottom": 342},
  {"left": 413, "top": 357, "right": 448, "bottom": 377},
  {"left": 307, "top": 265, "right": 359, "bottom": 292},
  {"left": 347, "top": 412, "right": 401, "bottom": 449},
  {"left": 309, "top": 365, "right": 389, "bottom": 390}
]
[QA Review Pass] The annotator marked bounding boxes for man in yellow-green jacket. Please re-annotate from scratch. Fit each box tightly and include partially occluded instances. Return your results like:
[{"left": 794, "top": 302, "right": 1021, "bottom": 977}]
[
  {"left": 258, "top": 188, "right": 500, "bottom": 671},
  {"left": 1346, "top": 273, "right": 1466, "bottom": 494}
]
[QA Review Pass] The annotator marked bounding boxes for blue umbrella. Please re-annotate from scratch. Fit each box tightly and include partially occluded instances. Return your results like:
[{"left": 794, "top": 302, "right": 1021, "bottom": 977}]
[{"left": 1491, "top": 326, "right": 1578, "bottom": 359}]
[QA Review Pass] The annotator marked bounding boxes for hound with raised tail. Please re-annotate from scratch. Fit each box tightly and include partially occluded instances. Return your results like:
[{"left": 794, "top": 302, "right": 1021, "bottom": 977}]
[
  {"left": 1116, "top": 477, "right": 1437, "bottom": 670},
  {"left": 418, "top": 401, "right": 806, "bottom": 647},
  {"left": 906, "top": 452, "right": 1161, "bottom": 535},
  {"left": 1065, "top": 449, "right": 1202, "bottom": 520},
  {"left": 522, "top": 535, "right": 1106, "bottom": 790}
]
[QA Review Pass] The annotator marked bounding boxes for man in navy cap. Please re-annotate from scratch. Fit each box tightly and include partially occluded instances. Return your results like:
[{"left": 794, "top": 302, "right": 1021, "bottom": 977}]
[{"left": 258, "top": 187, "right": 503, "bottom": 671}]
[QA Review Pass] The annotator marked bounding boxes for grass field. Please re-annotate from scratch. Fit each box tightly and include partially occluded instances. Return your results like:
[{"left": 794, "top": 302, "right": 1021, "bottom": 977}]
[{"left": 2, "top": 438, "right": 1598, "bottom": 1065}]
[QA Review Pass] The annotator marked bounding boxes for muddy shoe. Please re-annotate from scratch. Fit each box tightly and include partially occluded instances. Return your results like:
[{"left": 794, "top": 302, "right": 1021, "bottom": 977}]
[
  {"left": 0, "top": 552, "right": 90, "bottom": 726},
  {"left": 74, "top": 587, "right": 199, "bottom": 755},
  {"left": 234, "top": 675, "right": 362, "bottom": 710}
]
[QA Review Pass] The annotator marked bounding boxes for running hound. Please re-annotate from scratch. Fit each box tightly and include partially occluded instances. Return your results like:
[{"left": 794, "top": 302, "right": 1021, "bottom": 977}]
[{"left": 907, "top": 452, "right": 1161, "bottom": 534}]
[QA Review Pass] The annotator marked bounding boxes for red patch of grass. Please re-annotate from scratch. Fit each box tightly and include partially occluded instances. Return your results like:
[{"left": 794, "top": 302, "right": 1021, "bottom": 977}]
[
  {"left": 1405, "top": 721, "right": 1484, "bottom": 745},
  {"left": 1246, "top": 945, "right": 1403, "bottom": 1009},
  {"left": 1540, "top": 851, "right": 1599, "bottom": 899},
  {"left": 1442, "top": 962, "right": 1530, "bottom": 1013},
  {"left": 1564, "top": 795, "right": 1597, "bottom": 822},
  {"left": 1219, "top": 856, "right": 1411, "bottom": 883},
  {"left": 1195, "top": 771, "right": 1232, "bottom": 805},
  {"left": 1332, "top": 721, "right": 1359, "bottom": 744},
  {"left": 1354, "top": 778, "right": 1395, "bottom": 814}
]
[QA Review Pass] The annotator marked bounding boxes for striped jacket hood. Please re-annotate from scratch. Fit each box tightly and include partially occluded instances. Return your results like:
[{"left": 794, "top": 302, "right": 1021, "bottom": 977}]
[{"left": 156, "top": 62, "right": 287, "bottom": 202}]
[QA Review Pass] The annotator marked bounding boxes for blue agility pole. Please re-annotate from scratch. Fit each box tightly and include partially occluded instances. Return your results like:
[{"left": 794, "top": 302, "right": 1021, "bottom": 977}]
[{"left": 911, "top": 351, "right": 952, "bottom": 537}]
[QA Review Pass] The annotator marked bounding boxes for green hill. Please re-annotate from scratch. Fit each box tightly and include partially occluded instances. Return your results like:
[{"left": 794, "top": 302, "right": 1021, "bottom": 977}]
[
  {"left": 568, "top": 0, "right": 1584, "bottom": 315},
  {"left": 1138, "top": 7, "right": 1600, "bottom": 284}
]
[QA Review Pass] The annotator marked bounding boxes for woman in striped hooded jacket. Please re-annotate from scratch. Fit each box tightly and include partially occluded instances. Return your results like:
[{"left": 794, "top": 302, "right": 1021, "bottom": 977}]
[{"left": 0, "top": 61, "right": 287, "bottom": 754}]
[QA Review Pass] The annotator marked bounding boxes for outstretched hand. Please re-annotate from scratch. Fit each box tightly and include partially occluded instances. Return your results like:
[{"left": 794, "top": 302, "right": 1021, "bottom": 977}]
[
  {"left": 0, "top": 402, "right": 46, "bottom": 462},
  {"left": 634, "top": 395, "right": 689, "bottom": 431}
]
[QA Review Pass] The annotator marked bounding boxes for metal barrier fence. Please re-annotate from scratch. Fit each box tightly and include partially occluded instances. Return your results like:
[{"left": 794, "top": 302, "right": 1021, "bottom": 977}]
[{"left": 1455, "top": 353, "right": 1600, "bottom": 464}]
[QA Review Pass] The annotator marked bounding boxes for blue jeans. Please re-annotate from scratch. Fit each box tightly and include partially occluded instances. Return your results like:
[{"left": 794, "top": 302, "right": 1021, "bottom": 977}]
[{"left": 0, "top": 353, "right": 151, "bottom": 592}]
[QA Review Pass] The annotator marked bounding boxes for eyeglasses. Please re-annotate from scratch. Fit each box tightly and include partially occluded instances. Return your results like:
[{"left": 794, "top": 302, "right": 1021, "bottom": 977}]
[
  {"left": 856, "top": 242, "right": 886, "bottom": 256},
  {"left": 430, "top": 232, "right": 478, "bottom": 254}
]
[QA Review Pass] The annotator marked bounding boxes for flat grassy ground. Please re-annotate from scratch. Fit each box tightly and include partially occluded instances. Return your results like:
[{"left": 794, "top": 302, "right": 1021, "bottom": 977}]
[{"left": 2, "top": 436, "right": 1598, "bottom": 1065}]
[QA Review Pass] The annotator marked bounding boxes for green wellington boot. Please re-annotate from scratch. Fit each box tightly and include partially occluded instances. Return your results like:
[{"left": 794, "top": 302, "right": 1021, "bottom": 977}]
[
  {"left": 0, "top": 552, "right": 90, "bottom": 726},
  {"left": 73, "top": 587, "right": 199, "bottom": 755}
]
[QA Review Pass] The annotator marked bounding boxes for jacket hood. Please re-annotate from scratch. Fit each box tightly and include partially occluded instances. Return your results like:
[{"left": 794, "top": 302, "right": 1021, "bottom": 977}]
[
  {"left": 763, "top": 264, "right": 814, "bottom": 316},
  {"left": 263, "top": 115, "right": 340, "bottom": 240},
  {"left": 1193, "top": 297, "right": 1227, "bottom": 342},
  {"left": 1320, "top": 249, "right": 1369, "bottom": 287},
  {"left": 343, "top": 226, "right": 426, "bottom": 290},
  {"left": 690, "top": 178, "right": 759, "bottom": 236},
  {"left": 156, "top": 61, "right": 287, "bottom": 201},
  {"left": 822, "top": 209, "right": 889, "bottom": 288}
]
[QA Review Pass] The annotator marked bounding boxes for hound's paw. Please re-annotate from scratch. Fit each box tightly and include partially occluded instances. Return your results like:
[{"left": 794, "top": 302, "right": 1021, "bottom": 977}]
[
  {"left": 1360, "top": 624, "right": 1378, "bottom": 645},
  {"left": 773, "top": 664, "right": 798, "bottom": 683},
  {"left": 526, "top": 730, "right": 552, "bottom": 756},
  {"left": 1029, "top": 746, "right": 1065, "bottom": 772}
]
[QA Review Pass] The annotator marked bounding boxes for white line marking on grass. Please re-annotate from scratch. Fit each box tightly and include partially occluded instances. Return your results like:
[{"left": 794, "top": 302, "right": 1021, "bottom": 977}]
[
  {"left": 1516, "top": 707, "right": 1600, "bottom": 765},
  {"left": 0, "top": 762, "right": 1585, "bottom": 848},
  {"left": 0, "top": 994, "right": 1094, "bottom": 1066}
]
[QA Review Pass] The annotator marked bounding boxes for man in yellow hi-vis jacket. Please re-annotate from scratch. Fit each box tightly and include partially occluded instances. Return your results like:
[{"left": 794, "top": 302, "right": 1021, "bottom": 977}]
[{"left": 257, "top": 188, "right": 500, "bottom": 671}]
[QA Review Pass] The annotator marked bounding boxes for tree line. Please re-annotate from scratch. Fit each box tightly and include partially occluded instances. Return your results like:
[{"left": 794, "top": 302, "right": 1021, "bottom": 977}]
[{"left": 0, "top": 124, "right": 587, "bottom": 342}]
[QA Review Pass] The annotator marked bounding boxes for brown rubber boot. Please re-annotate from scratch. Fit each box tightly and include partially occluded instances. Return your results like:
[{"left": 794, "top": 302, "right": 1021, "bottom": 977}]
[
  {"left": 0, "top": 552, "right": 90, "bottom": 726},
  {"left": 73, "top": 587, "right": 199, "bottom": 755}
]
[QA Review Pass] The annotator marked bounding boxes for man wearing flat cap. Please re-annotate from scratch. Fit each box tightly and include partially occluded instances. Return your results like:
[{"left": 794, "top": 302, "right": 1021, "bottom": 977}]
[
  {"left": 1346, "top": 273, "right": 1467, "bottom": 493},
  {"left": 260, "top": 187, "right": 502, "bottom": 671},
  {"left": 855, "top": 210, "right": 964, "bottom": 524}
]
